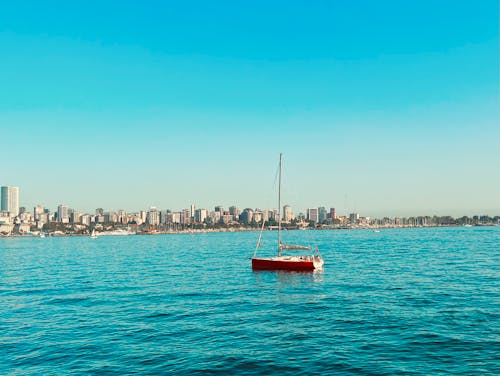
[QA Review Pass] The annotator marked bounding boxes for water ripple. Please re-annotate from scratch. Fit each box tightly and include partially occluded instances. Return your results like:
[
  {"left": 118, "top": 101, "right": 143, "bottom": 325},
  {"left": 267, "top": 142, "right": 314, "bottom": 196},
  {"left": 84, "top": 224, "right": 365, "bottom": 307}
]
[{"left": 1, "top": 227, "right": 499, "bottom": 374}]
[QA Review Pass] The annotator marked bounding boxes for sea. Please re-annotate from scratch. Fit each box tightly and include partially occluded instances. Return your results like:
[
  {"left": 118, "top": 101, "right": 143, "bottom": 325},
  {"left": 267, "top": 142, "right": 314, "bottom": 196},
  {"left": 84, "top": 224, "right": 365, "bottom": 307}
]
[{"left": 1, "top": 226, "right": 499, "bottom": 375}]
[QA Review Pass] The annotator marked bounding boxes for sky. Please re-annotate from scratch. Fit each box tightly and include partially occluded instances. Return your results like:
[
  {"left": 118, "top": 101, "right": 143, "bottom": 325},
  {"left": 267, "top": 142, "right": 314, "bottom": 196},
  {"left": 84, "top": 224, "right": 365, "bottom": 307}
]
[{"left": 1, "top": 0, "right": 499, "bottom": 217}]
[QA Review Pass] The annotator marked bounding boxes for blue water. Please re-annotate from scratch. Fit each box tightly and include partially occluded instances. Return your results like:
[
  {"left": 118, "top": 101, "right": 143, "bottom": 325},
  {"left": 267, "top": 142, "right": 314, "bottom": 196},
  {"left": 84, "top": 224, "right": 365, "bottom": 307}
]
[{"left": 1, "top": 227, "right": 499, "bottom": 375}]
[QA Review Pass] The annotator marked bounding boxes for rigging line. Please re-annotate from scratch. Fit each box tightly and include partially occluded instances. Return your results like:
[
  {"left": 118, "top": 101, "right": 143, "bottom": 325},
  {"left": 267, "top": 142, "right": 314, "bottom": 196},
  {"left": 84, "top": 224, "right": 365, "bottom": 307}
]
[{"left": 253, "top": 218, "right": 266, "bottom": 258}]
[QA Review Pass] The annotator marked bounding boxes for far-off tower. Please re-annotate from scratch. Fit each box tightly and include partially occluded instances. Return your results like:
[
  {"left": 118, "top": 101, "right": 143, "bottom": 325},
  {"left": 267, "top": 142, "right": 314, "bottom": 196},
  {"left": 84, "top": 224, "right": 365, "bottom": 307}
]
[{"left": 1, "top": 186, "right": 19, "bottom": 217}]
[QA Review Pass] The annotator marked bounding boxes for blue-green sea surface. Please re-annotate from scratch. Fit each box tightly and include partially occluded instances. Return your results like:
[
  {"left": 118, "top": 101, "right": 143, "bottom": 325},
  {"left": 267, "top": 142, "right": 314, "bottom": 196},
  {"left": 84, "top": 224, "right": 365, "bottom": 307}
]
[{"left": 1, "top": 227, "right": 499, "bottom": 375}]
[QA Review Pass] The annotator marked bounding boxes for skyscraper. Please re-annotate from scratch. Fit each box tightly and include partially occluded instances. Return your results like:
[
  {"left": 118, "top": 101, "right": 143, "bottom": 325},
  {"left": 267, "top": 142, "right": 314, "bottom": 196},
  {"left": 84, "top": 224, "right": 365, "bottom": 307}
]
[
  {"left": 147, "top": 207, "right": 160, "bottom": 226},
  {"left": 1, "top": 186, "right": 19, "bottom": 217},
  {"left": 318, "top": 207, "right": 327, "bottom": 223},
  {"left": 57, "top": 204, "right": 69, "bottom": 223},
  {"left": 307, "top": 208, "right": 319, "bottom": 223},
  {"left": 283, "top": 205, "right": 293, "bottom": 222}
]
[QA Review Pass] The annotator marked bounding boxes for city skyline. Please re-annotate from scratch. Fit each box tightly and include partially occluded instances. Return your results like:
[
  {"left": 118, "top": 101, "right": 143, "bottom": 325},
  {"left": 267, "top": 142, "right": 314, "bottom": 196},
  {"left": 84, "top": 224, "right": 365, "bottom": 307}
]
[
  {"left": 2, "top": 1, "right": 499, "bottom": 216},
  {"left": 1, "top": 184, "right": 498, "bottom": 220},
  {"left": 2, "top": 184, "right": 498, "bottom": 238}
]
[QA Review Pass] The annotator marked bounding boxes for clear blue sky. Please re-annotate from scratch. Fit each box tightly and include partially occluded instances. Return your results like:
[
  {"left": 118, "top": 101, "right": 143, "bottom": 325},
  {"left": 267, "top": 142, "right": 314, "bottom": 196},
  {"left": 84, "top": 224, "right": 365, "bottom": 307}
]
[{"left": 1, "top": 0, "right": 499, "bottom": 216}]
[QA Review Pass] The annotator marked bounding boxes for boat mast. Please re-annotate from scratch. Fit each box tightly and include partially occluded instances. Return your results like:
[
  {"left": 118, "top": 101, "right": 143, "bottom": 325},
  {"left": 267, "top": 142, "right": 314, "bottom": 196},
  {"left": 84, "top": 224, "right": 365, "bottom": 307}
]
[{"left": 278, "top": 153, "right": 282, "bottom": 256}]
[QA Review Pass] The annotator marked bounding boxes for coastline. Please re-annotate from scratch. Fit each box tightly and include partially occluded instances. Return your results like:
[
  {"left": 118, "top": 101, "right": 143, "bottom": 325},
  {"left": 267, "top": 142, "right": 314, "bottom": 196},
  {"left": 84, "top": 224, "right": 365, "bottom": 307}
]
[{"left": 1, "top": 224, "right": 497, "bottom": 238}]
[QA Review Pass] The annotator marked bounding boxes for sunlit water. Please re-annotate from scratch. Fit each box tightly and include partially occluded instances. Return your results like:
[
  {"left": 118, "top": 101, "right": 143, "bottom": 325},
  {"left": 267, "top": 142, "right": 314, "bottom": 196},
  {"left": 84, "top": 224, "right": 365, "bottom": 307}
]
[{"left": 1, "top": 227, "right": 499, "bottom": 374}]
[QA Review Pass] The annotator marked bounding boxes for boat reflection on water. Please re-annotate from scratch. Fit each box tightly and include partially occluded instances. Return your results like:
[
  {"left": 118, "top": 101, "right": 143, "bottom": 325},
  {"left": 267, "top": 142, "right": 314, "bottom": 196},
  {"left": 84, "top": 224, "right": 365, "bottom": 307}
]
[{"left": 252, "top": 268, "right": 324, "bottom": 285}]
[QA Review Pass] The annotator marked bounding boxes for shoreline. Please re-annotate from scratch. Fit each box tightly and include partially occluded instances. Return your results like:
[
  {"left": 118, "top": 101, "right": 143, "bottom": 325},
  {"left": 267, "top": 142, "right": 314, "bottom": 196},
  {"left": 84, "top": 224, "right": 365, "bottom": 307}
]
[{"left": 1, "top": 224, "right": 497, "bottom": 238}]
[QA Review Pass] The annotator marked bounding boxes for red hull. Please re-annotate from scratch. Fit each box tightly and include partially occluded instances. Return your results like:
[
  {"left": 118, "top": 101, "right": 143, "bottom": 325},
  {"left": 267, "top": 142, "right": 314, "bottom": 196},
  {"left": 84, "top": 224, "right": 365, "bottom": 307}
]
[{"left": 251, "top": 258, "right": 315, "bottom": 271}]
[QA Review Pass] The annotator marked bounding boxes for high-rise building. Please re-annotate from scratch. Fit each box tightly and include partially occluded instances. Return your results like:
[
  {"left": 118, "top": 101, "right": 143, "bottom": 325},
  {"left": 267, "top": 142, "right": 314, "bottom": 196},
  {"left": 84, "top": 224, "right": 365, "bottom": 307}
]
[
  {"left": 229, "top": 206, "right": 240, "bottom": 219},
  {"left": 195, "top": 208, "right": 208, "bottom": 223},
  {"left": 261, "top": 210, "right": 270, "bottom": 222},
  {"left": 1, "top": 186, "right": 19, "bottom": 217},
  {"left": 33, "top": 205, "right": 48, "bottom": 228},
  {"left": 240, "top": 208, "right": 254, "bottom": 224},
  {"left": 57, "top": 204, "right": 69, "bottom": 223},
  {"left": 118, "top": 210, "right": 127, "bottom": 224},
  {"left": 104, "top": 212, "right": 117, "bottom": 223},
  {"left": 349, "top": 212, "right": 359, "bottom": 223},
  {"left": 34, "top": 205, "right": 44, "bottom": 221},
  {"left": 147, "top": 207, "right": 160, "bottom": 226},
  {"left": 330, "top": 208, "right": 336, "bottom": 220},
  {"left": 283, "top": 205, "right": 293, "bottom": 222},
  {"left": 253, "top": 211, "right": 263, "bottom": 223},
  {"left": 80, "top": 214, "right": 92, "bottom": 226},
  {"left": 171, "top": 212, "right": 181, "bottom": 224},
  {"left": 182, "top": 209, "right": 191, "bottom": 225},
  {"left": 318, "top": 207, "right": 327, "bottom": 223},
  {"left": 307, "top": 208, "right": 319, "bottom": 223}
]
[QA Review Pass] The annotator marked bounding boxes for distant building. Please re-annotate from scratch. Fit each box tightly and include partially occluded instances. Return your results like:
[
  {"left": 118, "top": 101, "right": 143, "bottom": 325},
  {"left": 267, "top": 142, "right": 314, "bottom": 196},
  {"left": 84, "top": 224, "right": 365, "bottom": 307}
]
[
  {"left": 265, "top": 209, "right": 278, "bottom": 222},
  {"left": 147, "top": 208, "right": 160, "bottom": 226},
  {"left": 104, "top": 212, "right": 117, "bottom": 223},
  {"left": 307, "top": 208, "right": 319, "bottom": 223},
  {"left": 118, "top": 210, "right": 127, "bottom": 224},
  {"left": 172, "top": 212, "right": 181, "bottom": 224},
  {"left": 160, "top": 210, "right": 169, "bottom": 225},
  {"left": 34, "top": 205, "right": 44, "bottom": 221},
  {"left": 0, "top": 211, "right": 11, "bottom": 224},
  {"left": 57, "top": 204, "right": 70, "bottom": 223},
  {"left": 283, "top": 205, "right": 293, "bottom": 222},
  {"left": 195, "top": 208, "right": 208, "bottom": 223},
  {"left": 329, "top": 208, "right": 336, "bottom": 220},
  {"left": 212, "top": 210, "right": 222, "bottom": 223},
  {"left": 221, "top": 214, "right": 233, "bottom": 224},
  {"left": 318, "top": 207, "right": 327, "bottom": 223},
  {"left": 229, "top": 206, "right": 240, "bottom": 219},
  {"left": 240, "top": 208, "right": 254, "bottom": 224},
  {"left": 71, "top": 211, "right": 82, "bottom": 223},
  {"left": 33, "top": 205, "right": 48, "bottom": 228},
  {"left": 261, "top": 210, "right": 270, "bottom": 222},
  {"left": 349, "top": 212, "right": 360, "bottom": 223},
  {"left": 80, "top": 214, "right": 92, "bottom": 226},
  {"left": 180, "top": 209, "right": 191, "bottom": 225},
  {"left": 253, "top": 211, "right": 263, "bottom": 223},
  {"left": 1, "top": 186, "right": 19, "bottom": 217}
]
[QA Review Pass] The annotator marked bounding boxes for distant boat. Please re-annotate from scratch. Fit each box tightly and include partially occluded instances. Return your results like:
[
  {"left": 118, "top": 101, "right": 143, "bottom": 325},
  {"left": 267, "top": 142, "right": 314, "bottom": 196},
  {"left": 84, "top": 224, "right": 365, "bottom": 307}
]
[
  {"left": 373, "top": 229, "right": 380, "bottom": 233},
  {"left": 90, "top": 229, "right": 97, "bottom": 238},
  {"left": 39, "top": 231, "right": 46, "bottom": 238},
  {"left": 251, "top": 154, "right": 324, "bottom": 271}
]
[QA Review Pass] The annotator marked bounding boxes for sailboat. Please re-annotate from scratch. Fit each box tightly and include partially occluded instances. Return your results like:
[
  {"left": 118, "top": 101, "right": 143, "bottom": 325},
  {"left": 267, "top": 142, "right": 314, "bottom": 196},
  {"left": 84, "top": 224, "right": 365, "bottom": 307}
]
[{"left": 251, "top": 154, "right": 324, "bottom": 271}]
